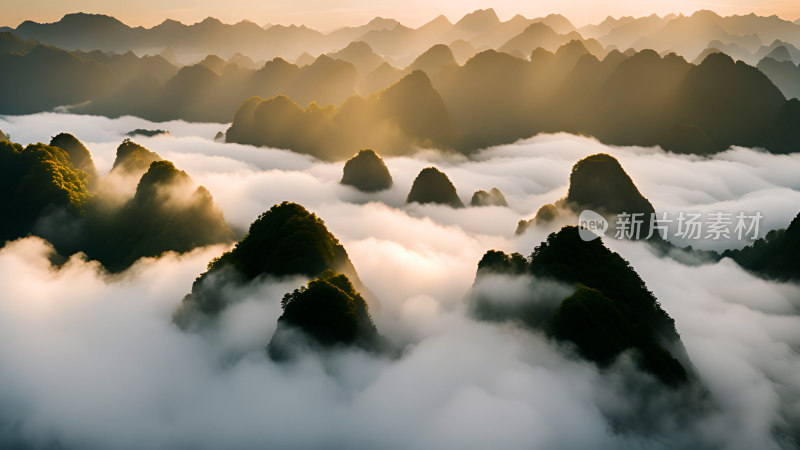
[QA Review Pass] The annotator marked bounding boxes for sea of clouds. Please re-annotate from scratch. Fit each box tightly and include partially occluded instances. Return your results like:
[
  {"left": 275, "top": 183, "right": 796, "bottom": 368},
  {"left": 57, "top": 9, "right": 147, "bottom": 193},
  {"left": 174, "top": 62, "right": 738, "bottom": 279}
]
[{"left": 0, "top": 112, "right": 798, "bottom": 449}]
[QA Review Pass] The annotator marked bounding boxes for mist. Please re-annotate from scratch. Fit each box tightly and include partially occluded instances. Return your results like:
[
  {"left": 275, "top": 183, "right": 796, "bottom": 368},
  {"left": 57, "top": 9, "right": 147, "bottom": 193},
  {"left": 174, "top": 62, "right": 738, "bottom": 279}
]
[{"left": 0, "top": 112, "right": 799, "bottom": 448}]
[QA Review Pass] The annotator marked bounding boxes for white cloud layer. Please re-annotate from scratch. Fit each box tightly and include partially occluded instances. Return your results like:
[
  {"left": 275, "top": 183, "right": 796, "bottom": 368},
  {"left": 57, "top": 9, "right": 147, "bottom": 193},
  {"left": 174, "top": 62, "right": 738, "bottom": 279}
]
[{"left": 0, "top": 113, "right": 799, "bottom": 449}]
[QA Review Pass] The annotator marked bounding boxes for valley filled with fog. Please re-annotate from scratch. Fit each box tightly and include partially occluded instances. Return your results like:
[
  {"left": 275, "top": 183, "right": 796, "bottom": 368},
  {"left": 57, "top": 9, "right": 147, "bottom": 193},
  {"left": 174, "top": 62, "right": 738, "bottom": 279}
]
[
  {"left": 1, "top": 112, "right": 798, "bottom": 449},
  {"left": 3, "top": 5, "right": 800, "bottom": 448}
]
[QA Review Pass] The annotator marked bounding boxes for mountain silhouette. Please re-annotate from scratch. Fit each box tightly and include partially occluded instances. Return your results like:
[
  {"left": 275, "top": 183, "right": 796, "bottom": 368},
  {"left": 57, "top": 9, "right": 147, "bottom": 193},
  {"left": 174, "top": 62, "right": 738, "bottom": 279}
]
[
  {"left": 723, "top": 211, "right": 800, "bottom": 282},
  {"left": 198, "top": 54, "right": 228, "bottom": 74},
  {"left": 14, "top": 13, "right": 134, "bottom": 52},
  {"left": 110, "top": 138, "right": 162, "bottom": 177},
  {"left": 327, "top": 41, "right": 384, "bottom": 75},
  {"left": 49, "top": 133, "right": 98, "bottom": 185},
  {"left": 498, "top": 22, "right": 563, "bottom": 55},
  {"left": 754, "top": 40, "right": 800, "bottom": 64},
  {"left": 518, "top": 154, "right": 656, "bottom": 239},
  {"left": 325, "top": 17, "right": 401, "bottom": 51},
  {"left": 357, "top": 23, "right": 416, "bottom": 59},
  {"left": 175, "top": 202, "right": 368, "bottom": 327},
  {"left": 340, "top": 149, "right": 393, "bottom": 192},
  {"left": 0, "top": 43, "right": 117, "bottom": 114},
  {"left": 764, "top": 45, "right": 791, "bottom": 61},
  {"left": 757, "top": 57, "right": 800, "bottom": 99},
  {"left": 0, "top": 140, "right": 91, "bottom": 243},
  {"left": 82, "top": 160, "right": 234, "bottom": 272},
  {"left": 471, "top": 226, "right": 693, "bottom": 385},
  {"left": 228, "top": 52, "right": 258, "bottom": 69},
  {"left": 566, "top": 154, "right": 655, "bottom": 230},
  {"left": 0, "top": 134, "right": 234, "bottom": 272},
  {"left": 268, "top": 271, "right": 383, "bottom": 360},
  {"left": 285, "top": 54, "right": 358, "bottom": 106},
  {"left": 359, "top": 61, "right": 403, "bottom": 95},
  {"left": 74, "top": 50, "right": 179, "bottom": 84},
  {"left": 0, "top": 31, "right": 39, "bottom": 54},
  {"left": 126, "top": 129, "right": 170, "bottom": 138},
  {"left": 454, "top": 9, "right": 501, "bottom": 34},
  {"left": 449, "top": 39, "right": 477, "bottom": 63},
  {"left": 468, "top": 14, "right": 534, "bottom": 50},
  {"left": 227, "top": 70, "right": 452, "bottom": 159},
  {"left": 406, "top": 44, "right": 456, "bottom": 77},
  {"left": 295, "top": 52, "right": 315, "bottom": 67},
  {"left": 671, "top": 52, "right": 786, "bottom": 151},
  {"left": 219, "top": 41, "right": 800, "bottom": 157},
  {"left": 6, "top": 12, "right": 800, "bottom": 156},
  {"left": 470, "top": 187, "right": 507, "bottom": 207},
  {"left": 10, "top": 13, "right": 332, "bottom": 61},
  {"left": 433, "top": 49, "right": 533, "bottom": 150},
  {"left": 406, "top": 167, "right": 463, "bottom": 208}
]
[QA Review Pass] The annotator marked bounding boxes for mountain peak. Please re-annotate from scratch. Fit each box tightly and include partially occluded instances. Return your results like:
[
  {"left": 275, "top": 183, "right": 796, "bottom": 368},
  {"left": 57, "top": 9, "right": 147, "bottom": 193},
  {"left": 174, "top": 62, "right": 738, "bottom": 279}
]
[
  {"left": 268, "top": 271, "right": 382, "bottom": 359},
  {"left": 49, "top": 133, "right": 98, "bottom": 183},
  {"left": 110, "top": 138, "right": 162, "bottom": 176},
  {"left": 690, "top": 9, "right": 722, "bottom": 20},
  {"left": 426, "top": 14, "right": 452, "bottom": 26},
  {"left": 567, "top": 153, "right": 654, "bottom": 219},
  {"left": 366, "top": 16, "right": 399, "bottom": 29},
  {"left": 199, "top": 16, "right": 223, "bottom": 25},
  {"left": 455, "top": 8, "right": 500, "bottom": 33},
  {"left": 341, "top": 149, "right": 393, "bottom": 192},
  {"left": 406, "top": 166, "right": 464, "bottom": 208},
  {"left": 60, "top": 12, "right": 125, "bottom": 25},
  {"left": 174, "top": 201, "right": 365, "bottom": 324},
  {"left": 408, "top": 43, "right": 456, "bottom": 75}
]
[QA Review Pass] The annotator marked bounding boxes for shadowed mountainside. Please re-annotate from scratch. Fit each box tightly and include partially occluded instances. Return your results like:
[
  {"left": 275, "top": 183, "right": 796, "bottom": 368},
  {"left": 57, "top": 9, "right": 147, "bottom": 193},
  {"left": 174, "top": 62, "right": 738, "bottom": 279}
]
[
  {"left": 4, "top": 10, "right": 800, "bottom": 156},
  {"left": 110, "top": 138, "right": 162, "bottom": 177},
  {"left": 517, "top": 153, "right": 656, "bottom": 237},
  {"left": 174, "top": 201, "right": 370, "bottom": 328},
  {"left": 8, "top": 10, "right": 799, "bottom": 65},
  {"left": 406, "top": 167, "right": 464, "bottom": 208},
  {"left": 757, "top": 56, "right": 800, "bottom": 99},
  {"left": 268, "top": 271, "right": 384, "bottom": 360},
  {"left": 226, "top": 70, "right": 451, "bottom": 159},
  {"left": 49, "top": 132, "right": 99, "bottom": 185},
  {"left": 471, "top": 226, "right": 693, "bottom": 386},
  {"left": 340, "top": 149, "right": 393, "bottom": 192},
  {"left": 470, "top": 187, "right": 508, "bottom": 207},
  {"left": 723, "top": 211, "right": 800, "bottom": 282},
  {"left": 0, "top": 135, "right": 234, "bottom": 272},
  {"left": 229, "top": 45, "right": 799, "bottom": 158},
  {"left": 0, "top": 140, "right": 91, "bottom": 243},
  {"left": 81, "top": 159, "right": 235, "bottom": 272}
]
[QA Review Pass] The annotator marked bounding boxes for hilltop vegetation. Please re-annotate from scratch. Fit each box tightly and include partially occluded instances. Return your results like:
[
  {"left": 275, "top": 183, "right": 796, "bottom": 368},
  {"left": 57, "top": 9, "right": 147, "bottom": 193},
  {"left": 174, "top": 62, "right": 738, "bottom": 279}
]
[
  {"left": 406, "top": 167, "right": 464, "bottom": 208},
  {"left": 471, "top": 227, "right": 691, "bottom": 385},
  {"left": 340, "top": 149, "right": 393, "bottom": 192},
  {"left": 0, "top": 134, "right": 234, "bottom": 272},
  {"left": 518, "top": 153, "right": 656, "bottom": 237},
  {"left": 228, "top": 46, "right": 798, "bottom": 158},
  {"left": 723, "top": 211, "right": 800, "bottom": 282},
  {"left": 175, "top": 202, "right": 367, "bottom": 326},
  {"left": 0, "top": 140, "right": 91, "bottom": 242},
  {"left": 268, "top": 271, "right": 383, "bottom": 359}
]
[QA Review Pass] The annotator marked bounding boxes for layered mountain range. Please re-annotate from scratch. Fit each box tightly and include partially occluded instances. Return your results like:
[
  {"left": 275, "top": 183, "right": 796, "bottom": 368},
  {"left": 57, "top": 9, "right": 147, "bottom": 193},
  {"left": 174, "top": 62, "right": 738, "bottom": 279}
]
[
  {"left": 0, "top": 133, "right": 234, "bottom": 272},
  {"left": 3, "top": 10, "right": 800, "bottom": 157}
]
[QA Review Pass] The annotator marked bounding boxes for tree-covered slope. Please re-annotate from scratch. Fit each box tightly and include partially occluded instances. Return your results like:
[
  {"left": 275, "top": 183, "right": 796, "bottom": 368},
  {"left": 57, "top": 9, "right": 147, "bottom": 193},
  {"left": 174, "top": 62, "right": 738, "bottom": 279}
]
[{"left": 471, "top": 226, "right": 691, "bottom": 385}]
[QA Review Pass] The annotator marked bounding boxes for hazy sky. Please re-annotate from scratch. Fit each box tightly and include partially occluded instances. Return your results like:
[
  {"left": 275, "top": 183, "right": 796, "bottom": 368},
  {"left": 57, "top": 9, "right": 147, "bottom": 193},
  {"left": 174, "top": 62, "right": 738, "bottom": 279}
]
[{"left": 2, "top": 0, "right": 799, "bottom": 30}]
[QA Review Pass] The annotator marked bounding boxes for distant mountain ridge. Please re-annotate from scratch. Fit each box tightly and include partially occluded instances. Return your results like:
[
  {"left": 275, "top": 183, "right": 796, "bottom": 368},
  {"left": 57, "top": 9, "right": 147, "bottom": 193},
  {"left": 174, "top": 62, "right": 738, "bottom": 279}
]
[
  {"left": 7, "top": 9, "right": 799, "bottom": 64},
  {"left": 4, "top": 9, "right": 800, "bottom": 156}
]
